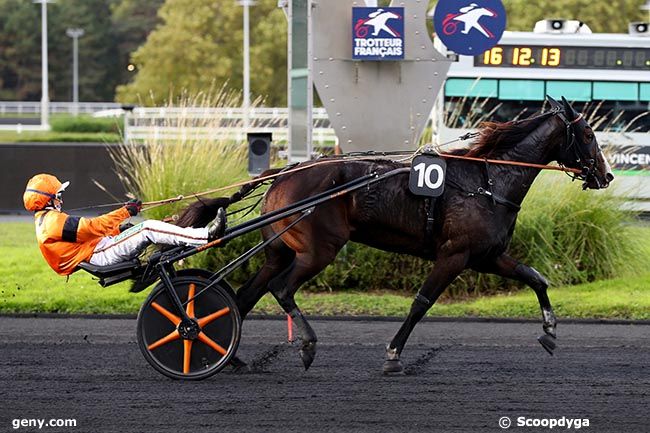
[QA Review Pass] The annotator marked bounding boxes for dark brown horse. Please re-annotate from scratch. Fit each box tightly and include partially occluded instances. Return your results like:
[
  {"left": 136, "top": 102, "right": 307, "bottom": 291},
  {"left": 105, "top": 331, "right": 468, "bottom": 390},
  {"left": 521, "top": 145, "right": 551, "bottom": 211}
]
[{"left": 178, "top": 96, "right": 613, "bottom": 373}]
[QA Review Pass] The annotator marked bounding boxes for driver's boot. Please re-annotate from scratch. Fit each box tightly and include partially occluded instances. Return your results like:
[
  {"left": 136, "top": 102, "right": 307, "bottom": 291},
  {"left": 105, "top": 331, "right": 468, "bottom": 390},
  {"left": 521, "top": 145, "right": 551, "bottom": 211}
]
[{"left": 207, "top": 207, "right": 227, "bottom": 241}]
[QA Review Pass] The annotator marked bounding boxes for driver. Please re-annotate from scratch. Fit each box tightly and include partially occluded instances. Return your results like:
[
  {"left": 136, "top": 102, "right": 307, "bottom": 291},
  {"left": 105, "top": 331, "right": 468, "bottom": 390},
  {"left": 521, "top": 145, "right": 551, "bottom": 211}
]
[{"left": 23, "top": 173, "right": 225, "bottom": 276}]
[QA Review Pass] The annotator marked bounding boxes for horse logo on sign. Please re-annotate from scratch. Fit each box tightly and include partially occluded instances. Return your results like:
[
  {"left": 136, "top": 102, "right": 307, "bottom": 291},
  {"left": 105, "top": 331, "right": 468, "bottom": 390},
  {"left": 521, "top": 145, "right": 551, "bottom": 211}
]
[
  {"left": 361, "top": 9, "right": 401, "bottom": 37},
  {"left": 352, "top": 7, "right": 404, "bottom": 60},
  {"left": 433, "top": 0, "right": 506, "bottom": 56},
  {"left": 443, "top": 3, "right": 497, "bottom": 38}
]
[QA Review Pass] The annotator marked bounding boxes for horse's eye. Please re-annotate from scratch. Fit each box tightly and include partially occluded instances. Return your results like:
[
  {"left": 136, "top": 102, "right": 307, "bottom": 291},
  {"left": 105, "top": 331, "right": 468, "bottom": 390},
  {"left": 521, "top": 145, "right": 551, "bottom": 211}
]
[{"left": 585, "top": 132, "right": 594, "bottom": 141}]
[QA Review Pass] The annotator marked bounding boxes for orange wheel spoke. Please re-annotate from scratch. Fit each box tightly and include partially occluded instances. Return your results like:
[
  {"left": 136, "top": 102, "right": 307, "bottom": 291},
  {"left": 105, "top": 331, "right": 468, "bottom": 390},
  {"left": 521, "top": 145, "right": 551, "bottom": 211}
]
[
  {"left": 186, "top": 284, "right": 195, "bottom": 318},
  {"left": 198, "top": 332, "right": 227, "bottom": 356},
  {"left": 197, "top": 307, "right": 231, "bottom": 328},
  {"left": 150, "top": 302, "right": 181, "bottom": 326},
  {"left": 147, "top": 329, "right": 180, "bottom": 351},
  {"left": 183, "top": 339, "right": 193, "bottom": 374}
]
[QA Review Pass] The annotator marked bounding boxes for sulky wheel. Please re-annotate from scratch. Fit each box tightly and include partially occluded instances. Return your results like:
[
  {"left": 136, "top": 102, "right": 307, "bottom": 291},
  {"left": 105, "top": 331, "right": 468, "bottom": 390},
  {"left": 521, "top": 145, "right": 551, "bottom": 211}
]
[{"left": 136, "top": 275, "right": 241, "bottom": 380}]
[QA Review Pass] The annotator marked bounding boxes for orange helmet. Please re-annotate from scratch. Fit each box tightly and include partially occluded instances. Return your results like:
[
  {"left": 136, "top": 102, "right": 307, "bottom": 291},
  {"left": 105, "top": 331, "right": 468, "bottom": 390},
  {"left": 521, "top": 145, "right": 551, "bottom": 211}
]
[{"left": 23, "top": 174, "right": 70, "bottom": 211}]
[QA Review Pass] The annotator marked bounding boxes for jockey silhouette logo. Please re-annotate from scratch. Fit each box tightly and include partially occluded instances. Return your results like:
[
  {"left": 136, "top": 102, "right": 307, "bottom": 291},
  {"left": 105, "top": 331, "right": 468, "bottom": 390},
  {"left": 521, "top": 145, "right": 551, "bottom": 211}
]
[
  {"left": 433, "top": 0, "right": 506, "bottom": 56},
  {"left": 354, "top": 8, "right": 402, "bottom": 38},
  {"left": 443, "top": 3, "right": 496, "bottom": 38}
]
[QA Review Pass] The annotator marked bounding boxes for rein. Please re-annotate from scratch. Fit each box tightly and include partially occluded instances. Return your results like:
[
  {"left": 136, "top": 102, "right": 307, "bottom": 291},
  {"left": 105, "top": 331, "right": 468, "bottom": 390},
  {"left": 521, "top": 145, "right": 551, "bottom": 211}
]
[
  {"left": 73, "top": 111, "right": 586, "bottom": 213},
  {"left": 434, "top": 152, "right": 582, "bottom": 174}
]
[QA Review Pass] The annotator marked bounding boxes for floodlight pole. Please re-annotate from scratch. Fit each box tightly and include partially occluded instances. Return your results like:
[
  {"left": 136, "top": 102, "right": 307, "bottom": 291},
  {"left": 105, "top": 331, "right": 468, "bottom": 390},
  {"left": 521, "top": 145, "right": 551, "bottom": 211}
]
[
  {"left": 34, "top": 0, "right": 54, "bottom": 129},
  {"left": 239, "top": 0, "right": 255, "bottom": 131},
  {"left": 66, "top": 28, "right": 84, "bottom": 116}
]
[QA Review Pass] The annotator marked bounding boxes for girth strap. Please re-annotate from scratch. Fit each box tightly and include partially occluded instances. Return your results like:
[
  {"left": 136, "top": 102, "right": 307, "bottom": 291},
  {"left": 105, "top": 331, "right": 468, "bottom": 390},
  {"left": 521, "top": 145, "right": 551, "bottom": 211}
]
[{"left": 423, "top": 197, "right": 436, "bottom": 254}]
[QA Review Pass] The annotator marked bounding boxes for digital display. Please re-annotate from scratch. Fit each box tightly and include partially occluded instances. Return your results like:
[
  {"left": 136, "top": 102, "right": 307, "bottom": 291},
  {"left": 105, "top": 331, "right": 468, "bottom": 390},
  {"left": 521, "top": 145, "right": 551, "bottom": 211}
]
[{"left": 474, "top": 45, "right": 650, "bottom": 70}]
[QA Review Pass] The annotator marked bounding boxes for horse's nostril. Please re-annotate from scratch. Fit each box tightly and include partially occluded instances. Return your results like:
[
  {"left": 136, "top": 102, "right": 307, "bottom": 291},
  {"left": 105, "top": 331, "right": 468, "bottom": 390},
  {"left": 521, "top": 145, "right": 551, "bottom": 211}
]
[{"left": 606, "top": 173, "right": 614, "bottom": 182}]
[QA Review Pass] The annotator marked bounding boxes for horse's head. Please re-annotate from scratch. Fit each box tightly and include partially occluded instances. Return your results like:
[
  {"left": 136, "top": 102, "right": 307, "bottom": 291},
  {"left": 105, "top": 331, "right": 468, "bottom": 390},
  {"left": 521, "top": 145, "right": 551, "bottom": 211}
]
[
  {"left": 547, "top": 96, "right": 613, "bottom": 190},
  {"left": 479, "top": 7, "right": 496, "bottom": 17}
]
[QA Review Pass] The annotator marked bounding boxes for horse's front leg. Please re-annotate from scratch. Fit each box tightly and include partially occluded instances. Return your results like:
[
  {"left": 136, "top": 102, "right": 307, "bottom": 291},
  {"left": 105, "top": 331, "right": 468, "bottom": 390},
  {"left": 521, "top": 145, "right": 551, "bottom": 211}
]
[
  {"left": 480, "top": 254, "right": 557, "bottom": 354},
  {"left": 385, "top": 251, "right": 469, "bottom": 374}
]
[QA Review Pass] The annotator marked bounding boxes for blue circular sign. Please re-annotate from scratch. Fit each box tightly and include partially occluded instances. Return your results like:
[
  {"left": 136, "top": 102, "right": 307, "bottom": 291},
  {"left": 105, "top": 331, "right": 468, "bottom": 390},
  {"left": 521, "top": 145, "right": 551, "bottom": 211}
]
[{"left": 433, "top": 0, "right": 507, "bottom": 56}]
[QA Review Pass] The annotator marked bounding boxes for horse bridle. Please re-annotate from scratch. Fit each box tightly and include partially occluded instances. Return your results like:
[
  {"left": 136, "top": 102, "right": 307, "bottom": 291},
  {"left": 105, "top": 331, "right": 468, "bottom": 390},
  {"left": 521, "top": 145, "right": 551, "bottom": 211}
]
[{"left": 551, "top": 107, "right": 602, "bottom": 188}]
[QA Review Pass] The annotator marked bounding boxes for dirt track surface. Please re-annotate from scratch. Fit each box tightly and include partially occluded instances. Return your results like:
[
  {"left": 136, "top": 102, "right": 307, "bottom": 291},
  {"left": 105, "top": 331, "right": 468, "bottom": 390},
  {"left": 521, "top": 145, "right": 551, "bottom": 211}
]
[{"left": 1, "top": 316, "right": 648, "bottom": 433}]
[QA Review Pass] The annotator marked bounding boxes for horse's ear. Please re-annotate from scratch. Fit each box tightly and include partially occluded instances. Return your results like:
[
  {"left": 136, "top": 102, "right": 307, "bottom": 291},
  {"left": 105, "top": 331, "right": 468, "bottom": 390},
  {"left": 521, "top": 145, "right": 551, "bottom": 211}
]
[
  {"left": 546, "top": 95, "right": 561, "bottom": 110},
  {"left": 561, "top": 96, "right": 579, "bottom": 121}
]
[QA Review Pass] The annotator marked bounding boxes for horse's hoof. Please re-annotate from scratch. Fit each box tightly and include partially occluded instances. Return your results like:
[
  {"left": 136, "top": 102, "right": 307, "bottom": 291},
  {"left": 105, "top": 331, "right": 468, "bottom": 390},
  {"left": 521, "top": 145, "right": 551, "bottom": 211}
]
[
  {"left": 383, "top": 359, "right": 404, "bottom": 375},
  {"left": 300, "top": 341, "right": 316, "bottom": 370},
  {"left": 538, "top": 334, "right": 557, "bottom": 356}
]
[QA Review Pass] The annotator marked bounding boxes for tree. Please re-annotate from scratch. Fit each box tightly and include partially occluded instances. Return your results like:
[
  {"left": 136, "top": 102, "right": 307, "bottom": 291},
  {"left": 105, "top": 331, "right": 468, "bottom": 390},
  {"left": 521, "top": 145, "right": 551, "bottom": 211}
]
[
  {"left": 249, "top": 4, "right": 287, "bottom": 106},
  {"left": 502, "top": 0, "right": 645, "bottom": 33},
  {"left": 0, "top": 0, "right": 161, "bottom": 102},
  {"left": 0, "top": 0, "right": 121, "bottom": 101},
  {"left": 115, "top": 0, "right": 287, "bottom": 106},
  {"left": 111, "top": 0, "right": 165, "bottom": 86},
  {"left": 49, "top": 0, "right": 120, "bottom": 101},
  {"left": 0, "top": 1, "right": 42, "bottom": 100}
]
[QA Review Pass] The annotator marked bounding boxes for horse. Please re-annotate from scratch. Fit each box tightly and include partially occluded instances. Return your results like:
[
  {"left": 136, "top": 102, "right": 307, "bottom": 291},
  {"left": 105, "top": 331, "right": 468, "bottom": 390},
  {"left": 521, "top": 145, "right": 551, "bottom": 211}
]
[{"left": 177, "top": 96, "right": 613, "bottom": 373}]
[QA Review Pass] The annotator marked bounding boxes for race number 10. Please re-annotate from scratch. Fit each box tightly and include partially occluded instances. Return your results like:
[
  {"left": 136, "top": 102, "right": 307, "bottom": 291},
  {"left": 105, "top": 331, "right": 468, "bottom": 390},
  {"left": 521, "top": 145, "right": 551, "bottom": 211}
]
[{"left": 409, "top": 155, "right": 446, "bottom": 197}]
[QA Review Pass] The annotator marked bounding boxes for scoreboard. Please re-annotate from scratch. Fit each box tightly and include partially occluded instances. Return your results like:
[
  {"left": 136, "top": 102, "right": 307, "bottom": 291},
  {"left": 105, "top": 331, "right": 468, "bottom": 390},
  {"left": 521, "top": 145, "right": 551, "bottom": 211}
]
[{"left": 475, "top": 45, "right": 650, "bottom": 70}]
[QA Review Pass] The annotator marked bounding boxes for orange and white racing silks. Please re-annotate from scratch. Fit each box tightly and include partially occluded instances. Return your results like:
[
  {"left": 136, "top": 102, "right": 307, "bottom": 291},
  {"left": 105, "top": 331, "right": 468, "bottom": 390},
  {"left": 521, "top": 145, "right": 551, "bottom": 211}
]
[
  {"left": 33, "top": 207, "right": 131, "bottom": 275},
  {"left": 24, "top": 173, "right": 213, "bottom": 275}
]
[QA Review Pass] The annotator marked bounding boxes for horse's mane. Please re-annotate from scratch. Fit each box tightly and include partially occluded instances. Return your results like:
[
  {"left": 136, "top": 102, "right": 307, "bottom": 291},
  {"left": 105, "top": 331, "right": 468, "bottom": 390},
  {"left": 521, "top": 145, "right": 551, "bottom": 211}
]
[{"left": 454, "top": 111, "right": 554, "bottom": 158}]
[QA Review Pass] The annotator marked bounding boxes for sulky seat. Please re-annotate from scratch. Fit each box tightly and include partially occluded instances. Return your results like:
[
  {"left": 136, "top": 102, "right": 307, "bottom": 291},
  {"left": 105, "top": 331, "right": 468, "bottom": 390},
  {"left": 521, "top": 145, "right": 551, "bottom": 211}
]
[{"left": 77, "top": 259, "right": 143, "bottom": 287}]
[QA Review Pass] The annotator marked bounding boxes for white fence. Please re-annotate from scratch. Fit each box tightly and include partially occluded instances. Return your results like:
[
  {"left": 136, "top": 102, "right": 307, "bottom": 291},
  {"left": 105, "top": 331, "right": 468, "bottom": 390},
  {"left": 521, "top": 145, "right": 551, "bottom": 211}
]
[
  {"left": 0, "top": 101, "right": 122, "bottom": 116},
  {"left": 123, "top": 107, "right": 338, "bottom": 145}
]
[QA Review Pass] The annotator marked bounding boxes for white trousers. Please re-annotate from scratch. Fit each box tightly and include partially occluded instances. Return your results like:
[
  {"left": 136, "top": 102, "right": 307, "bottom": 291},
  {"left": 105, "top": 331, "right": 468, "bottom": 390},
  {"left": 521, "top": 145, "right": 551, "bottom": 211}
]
[{"left": 89, "top": 220, "right": 209, "bottom": 266}]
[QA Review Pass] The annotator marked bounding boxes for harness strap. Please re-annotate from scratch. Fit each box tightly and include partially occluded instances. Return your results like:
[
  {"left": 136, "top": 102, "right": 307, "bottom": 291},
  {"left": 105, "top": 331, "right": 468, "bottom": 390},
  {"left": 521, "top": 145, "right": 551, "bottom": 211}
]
[
  {"left": 483, "top": 158, "right": 496, "bottom": 206},
  {"left": 446, "top": 179, "right": 521, "bottom": 212},
  {"left": 476, "top": 187, "right": 521, "bottom": 212},
  {"left": 423, "top": 197, "right": 435, "bottom": 254}
]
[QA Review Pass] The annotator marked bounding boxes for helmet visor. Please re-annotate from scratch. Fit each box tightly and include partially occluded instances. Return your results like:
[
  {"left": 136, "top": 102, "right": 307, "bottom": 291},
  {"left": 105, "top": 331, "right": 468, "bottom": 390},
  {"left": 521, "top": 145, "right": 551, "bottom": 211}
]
[{"left": 57, "top": 181, "right": 70, "bottom": 193}]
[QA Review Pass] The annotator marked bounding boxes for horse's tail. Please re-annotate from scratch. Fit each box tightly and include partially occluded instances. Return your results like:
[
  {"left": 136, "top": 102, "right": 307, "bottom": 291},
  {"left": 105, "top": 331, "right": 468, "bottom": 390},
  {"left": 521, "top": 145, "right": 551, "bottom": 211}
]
[{"left": 175, "top": 168, "right": 284, "bottom": 228}]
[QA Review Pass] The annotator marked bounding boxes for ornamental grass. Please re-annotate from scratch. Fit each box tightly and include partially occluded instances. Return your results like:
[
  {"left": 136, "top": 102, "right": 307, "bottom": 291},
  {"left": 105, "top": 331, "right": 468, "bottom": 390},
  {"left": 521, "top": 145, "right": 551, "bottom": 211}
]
[{"left": 109, "top": 88, "right": 248, "bottom": 221}]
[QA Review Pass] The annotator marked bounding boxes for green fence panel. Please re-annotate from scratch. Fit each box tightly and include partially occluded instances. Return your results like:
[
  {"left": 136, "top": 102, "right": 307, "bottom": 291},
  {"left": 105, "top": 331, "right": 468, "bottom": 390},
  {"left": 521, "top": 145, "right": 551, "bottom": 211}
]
[
  {"left": 640, "top": 83, "right": 650, "bottom": 101},
  {"left": 593, "top": 82, "right": 638, "bottom": 101},
  {"left": 546, "top": 81, "right": 591, "bottom": 102},
  {"left": 498, "top": 79, "right": 545, "bottom": 101},
  {"left": 445, "top": 78, "right": 497, "bottom": 98}
]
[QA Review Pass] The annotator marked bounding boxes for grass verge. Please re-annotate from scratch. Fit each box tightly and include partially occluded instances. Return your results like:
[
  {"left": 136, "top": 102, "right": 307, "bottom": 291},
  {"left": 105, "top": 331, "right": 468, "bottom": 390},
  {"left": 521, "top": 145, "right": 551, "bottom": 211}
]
[
  {"left": 0, "top": 130, "right": 121, "bottom": 143},
  {"left": 2, "top": 222, "right": 649, "bottom": 319}
]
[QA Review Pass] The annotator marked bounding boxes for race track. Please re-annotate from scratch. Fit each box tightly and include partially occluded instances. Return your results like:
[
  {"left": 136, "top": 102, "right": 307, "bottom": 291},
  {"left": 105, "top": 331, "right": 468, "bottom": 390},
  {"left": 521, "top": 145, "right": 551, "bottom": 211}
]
[{"left": 1, "top": 316, "right": 648, "bottom": 433}]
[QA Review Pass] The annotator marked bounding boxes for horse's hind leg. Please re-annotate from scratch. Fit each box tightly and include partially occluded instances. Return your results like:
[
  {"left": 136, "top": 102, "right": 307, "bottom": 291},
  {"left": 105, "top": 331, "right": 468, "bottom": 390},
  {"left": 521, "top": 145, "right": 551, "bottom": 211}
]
[
  {"left": 230, "top": 243, "right": 295, "bottom": 369},
  {"left": 385, "top": 252, "right": 469, "bottom": 374},
  {"left": 267, "top": 249, "right": 339, "bottom": 370},
  {"left": 236, "top": 242, "right": 295, "bottom": 320},
  {"left": 480, "top": 254, "right": 557, "bottom": 354}
]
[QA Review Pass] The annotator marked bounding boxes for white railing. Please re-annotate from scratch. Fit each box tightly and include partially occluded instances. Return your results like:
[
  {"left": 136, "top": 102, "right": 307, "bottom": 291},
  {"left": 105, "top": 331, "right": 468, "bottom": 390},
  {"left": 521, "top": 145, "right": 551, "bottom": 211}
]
[
  {"left": 123, "top": 107, "right": 337, "bottom": 145},
  {"left": 0, "top": 101, "right": 122, "bottom": 115}
]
